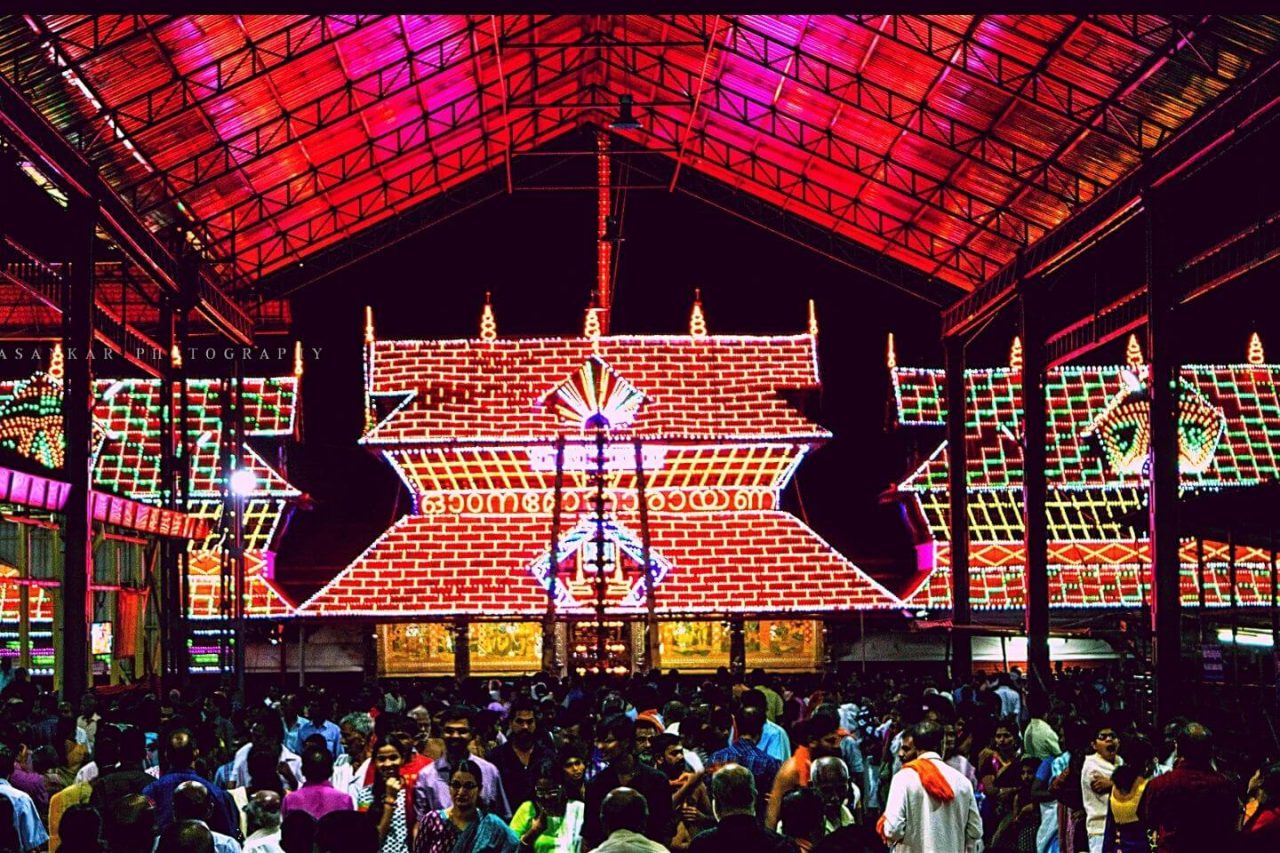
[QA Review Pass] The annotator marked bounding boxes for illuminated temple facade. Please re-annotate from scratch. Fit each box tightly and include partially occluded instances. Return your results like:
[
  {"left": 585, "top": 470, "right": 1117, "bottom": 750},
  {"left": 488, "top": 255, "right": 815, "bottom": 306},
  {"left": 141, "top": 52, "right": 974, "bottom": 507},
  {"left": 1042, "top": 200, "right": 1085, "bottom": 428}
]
[
  {"left": 299, "top": 305, "right": 898, "bottom": 675},
  {"left": 0, "top": 355, "right": 299, "bottom": 678},
  {"left": 888, "top": 337, "right": 1280, "bottom": 610}
]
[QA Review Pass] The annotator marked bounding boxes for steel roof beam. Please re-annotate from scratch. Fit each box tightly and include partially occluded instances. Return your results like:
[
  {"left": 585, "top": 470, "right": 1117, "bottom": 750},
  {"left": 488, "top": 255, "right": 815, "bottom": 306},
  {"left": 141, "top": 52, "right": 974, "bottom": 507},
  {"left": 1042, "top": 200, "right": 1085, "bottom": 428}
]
[
  {"left": 229, "top": 101, "right": 580, "bottom": 284},
  {"left": 606, "top": 43, "right": 1043, "bottom": 253},
  {"left": 1086, "top": 14, "right": 1241, "bottom": 86},
  {"left": 44, "top": 14, "right": 389, "bottom": 158},
  {"left": 644, "top": 37, "right": 1049, "bottom": 246},
  {"left": 117, "top": 16, "right": 554, "bottom": 219},
  {"left": 618, "top": 94, "right": 997, "bottom": 284},
  {"left": 0, "top": 72, "right": 253, "bottom": 343},
  {"left": 200, "top": 50, "right": 594, "bottom": 282},
  {"left": 844, "top": 14, "right": 1178, "bottom": 154},
  {"left": 32, "top": 14, "right": 179, "bottom": 64},
  {"left": 0, "top": 236, "right": 166, "bottom": 376},
  {"left": 941, "top": 39, "right": 1280, "bottom": 338},
  {"left": 927, "top": 15, "right": 1207, "bottom": 280},
  {"left": 656, "top": 15, "right": 1112, "bottom": 212}
]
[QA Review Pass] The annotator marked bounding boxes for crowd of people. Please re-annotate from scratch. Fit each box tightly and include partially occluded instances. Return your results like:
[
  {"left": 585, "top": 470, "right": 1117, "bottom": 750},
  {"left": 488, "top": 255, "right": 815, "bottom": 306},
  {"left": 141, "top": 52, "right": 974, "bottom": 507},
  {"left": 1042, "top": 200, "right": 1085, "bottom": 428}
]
[{"left": 0, "top": 657, "right": 1276, "bottom": 852}]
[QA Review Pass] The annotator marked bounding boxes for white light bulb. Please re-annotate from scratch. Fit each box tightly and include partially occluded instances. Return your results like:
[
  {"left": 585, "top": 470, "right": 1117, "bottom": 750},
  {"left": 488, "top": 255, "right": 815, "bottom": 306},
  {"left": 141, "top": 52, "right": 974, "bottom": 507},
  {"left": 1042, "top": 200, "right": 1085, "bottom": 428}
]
[{"left": 229, "top": 468, "right": 258, "bottom": 497}]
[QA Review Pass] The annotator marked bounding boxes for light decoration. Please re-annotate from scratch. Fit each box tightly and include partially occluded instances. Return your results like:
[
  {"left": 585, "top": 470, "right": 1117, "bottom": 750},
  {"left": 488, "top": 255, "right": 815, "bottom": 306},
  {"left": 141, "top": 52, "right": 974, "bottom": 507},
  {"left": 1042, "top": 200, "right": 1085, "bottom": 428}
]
[
  {"left": 808, "top": 299, "right": 818, "bottom": 338},
  {"left": 0, "top": 371, "right": 65, "bottom": 469},
  {"left": 888, "top": 355, "right": 1280, "bottom": 610},
  {"left": 689, "top": 290, "right": 707, "bottom": 339},
  {"left": 364, "top": 305, "right": 375, "bottom": 345},
  {"left": 546, "top": 357, "right": 646, "bottom": 430},
  {"left": 293, "top": 341, "right": 304, "bottom": 377},
  {"left": 584, "top": 306, "right": 602, "bottom": 341},
  {"left": 48, "top": 343, "right": 64, "bottom": 380},
  {"left": 1125, "top": 333, "right": 1144, "bottom": 368},
  {"left": 171, "top": 345, "right": 183, "bottom": 370},
  {"left": 1249, "top": 332, "right": 1265, "bottom": 365},
  {"left": 1009, "top": 336, "right": 1022, "bottom": 372},
  {"left": 298, "top": 315, "right": 900, "bottom": 622},
  {"left": 887, "top": 333, "right": 897, "bottom": 370},
  {"left": 480, "top": 292, "right": 497, "bottom": 342}
]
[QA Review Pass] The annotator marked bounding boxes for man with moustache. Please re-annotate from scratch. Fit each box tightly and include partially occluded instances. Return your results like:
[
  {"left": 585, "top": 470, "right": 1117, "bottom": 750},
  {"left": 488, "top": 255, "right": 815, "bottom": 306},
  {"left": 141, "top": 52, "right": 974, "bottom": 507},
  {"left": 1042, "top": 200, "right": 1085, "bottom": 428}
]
[{"left": 487, "top": 696, "right": 553, "bottom": 810}]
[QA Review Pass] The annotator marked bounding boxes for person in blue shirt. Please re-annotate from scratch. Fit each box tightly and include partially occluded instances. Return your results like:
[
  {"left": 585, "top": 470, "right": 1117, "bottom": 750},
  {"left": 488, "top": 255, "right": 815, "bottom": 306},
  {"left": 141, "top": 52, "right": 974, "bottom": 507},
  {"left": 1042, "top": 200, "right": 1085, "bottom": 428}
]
[
  {"left": 0, "top": 744, "right": 49, "bottom": 852},
  {"left": 142, "top": 729, "right": 240, "bottom": 839},
  {"left": 297, "top": 694, "right": 342, "bottom": 758}
]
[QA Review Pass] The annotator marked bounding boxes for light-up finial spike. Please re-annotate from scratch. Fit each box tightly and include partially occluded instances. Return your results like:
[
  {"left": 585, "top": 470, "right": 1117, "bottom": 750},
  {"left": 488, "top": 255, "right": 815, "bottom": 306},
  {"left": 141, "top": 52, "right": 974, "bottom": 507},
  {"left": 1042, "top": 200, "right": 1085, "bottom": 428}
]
[
  {"left": 886, "top": 332, "right": 897, "bottom": 370},
  {"left": 364, "top": 305, "right": 375, "bottom": 345},
  {"left": 1125, "top": 333, "right": 1143, "bottom": 368},
  {"left": 689, "top": 289, "right": 707, "bottom": 339},
  {"left": 170, "top": 344, "right": 183, "bottom": 370},
  {"left": 48, "top": 342, "right": 63, "bottom": 380},
  {"left": 480, "top": 292, "right": 497, "bottom": 342},
  {"left": 584, "top": 305, "right": 602, "bottom": 340},
  {"left": 1248, "top": 331, "right": 1265, "bottom": 365},
  {"left": 807, "top": 298, "right": 818, "bottom": 337},
  {"left": 1010, "top": 336, "right": 1023, "bottom": 371},
  {"left": 293, "top": 341, "right": 304, "bottom": 377}
]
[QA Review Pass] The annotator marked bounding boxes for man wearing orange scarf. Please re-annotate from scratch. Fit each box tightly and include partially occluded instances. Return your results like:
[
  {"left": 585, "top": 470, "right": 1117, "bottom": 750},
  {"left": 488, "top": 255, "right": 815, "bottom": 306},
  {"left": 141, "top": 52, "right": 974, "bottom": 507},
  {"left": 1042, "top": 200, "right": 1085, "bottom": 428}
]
[{"left": 880, "top": 721, "right": 983, "bottom": 852}]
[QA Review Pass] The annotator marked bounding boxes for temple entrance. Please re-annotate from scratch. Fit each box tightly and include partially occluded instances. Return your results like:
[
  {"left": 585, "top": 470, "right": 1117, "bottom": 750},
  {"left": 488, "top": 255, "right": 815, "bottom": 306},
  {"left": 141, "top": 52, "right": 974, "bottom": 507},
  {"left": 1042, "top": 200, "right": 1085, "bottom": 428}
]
[{"left": 569, "top": 621, "right": 632, "bottom": 676}]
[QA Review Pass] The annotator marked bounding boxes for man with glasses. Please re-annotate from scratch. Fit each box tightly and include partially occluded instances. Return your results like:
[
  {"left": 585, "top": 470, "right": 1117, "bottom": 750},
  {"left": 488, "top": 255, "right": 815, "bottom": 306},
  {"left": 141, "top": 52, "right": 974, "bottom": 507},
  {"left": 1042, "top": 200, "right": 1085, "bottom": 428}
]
[
  {"left": 1081, "top": 725, "right": 1121, "bottom": 853},
  {"left": 413, "top": 705, "right": 512, "bottom": 820}
]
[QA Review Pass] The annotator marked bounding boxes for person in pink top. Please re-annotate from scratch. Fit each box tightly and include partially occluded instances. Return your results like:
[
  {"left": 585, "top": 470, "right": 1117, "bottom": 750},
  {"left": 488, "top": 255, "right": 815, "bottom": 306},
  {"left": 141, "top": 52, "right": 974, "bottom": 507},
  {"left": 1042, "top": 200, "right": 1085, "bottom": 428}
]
[{"left": 282, "top": 745, "right": 354, "bottom": 821}]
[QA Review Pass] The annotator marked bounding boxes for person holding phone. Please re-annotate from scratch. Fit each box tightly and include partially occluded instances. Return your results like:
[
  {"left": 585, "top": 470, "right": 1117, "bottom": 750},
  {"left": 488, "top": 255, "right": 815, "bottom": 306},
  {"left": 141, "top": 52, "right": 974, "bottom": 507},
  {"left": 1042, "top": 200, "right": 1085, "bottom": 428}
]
[{"left": 508, "top": 761, "right": 583, "bottom": 852}]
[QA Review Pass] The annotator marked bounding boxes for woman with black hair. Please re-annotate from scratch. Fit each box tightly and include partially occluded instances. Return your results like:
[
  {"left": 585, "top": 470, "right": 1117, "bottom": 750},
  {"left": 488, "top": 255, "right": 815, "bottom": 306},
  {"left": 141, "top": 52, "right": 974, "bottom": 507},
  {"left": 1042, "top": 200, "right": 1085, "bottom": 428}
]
[
  {"left": 508, "top": 759, "right": 583, "bottom": 852},
  {"left": 413, "top": 759, "right": 518, "bottom": 853},
  {"left": 361, "top": 734, "right": 411, "bottom": 852}
]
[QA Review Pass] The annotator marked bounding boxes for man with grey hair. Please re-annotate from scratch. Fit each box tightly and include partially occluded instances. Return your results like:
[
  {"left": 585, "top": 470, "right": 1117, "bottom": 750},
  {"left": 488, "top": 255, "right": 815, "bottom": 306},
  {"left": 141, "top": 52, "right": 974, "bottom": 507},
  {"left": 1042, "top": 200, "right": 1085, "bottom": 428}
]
[
  {"left": 594, "top": 788, "right": 668, "bottom": 853},
  {"left": 689, "top": 764, "right": 796, "bottom": 852},
  {"left": 810, "top": 756, "right": 858, "bottom": 833},
  {"left": 331, "top": 712, "right": 373, "bottom": 801},
  {"left": 244, "top": 790, "right": 284, "bottom": 853}
]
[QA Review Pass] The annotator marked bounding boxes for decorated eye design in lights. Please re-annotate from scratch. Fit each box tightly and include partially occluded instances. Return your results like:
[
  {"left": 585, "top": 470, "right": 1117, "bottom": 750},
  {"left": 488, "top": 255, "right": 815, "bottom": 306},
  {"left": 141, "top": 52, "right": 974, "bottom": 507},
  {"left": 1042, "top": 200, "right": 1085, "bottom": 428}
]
[
  {"left": 545, "top": 357, "right": 646, "bottom": 429},
  {"left": 1082, "top": 372, "right": 1225, "bottom": 476}
]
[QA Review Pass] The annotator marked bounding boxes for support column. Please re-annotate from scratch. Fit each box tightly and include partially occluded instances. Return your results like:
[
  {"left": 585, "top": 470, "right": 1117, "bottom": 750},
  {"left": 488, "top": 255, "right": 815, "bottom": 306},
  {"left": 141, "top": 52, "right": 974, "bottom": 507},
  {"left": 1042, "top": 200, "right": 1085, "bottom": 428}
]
[
  {"left": 944, "top": 336, "right": 972, "bottom": 680},
  {"left": 1021, "top": 288, "right": 1051, "bottom": 700},
  {"left": 158, "top": 302, "right": 179, "bottom": 686},
  {"left": 728, "top": 618, "right": 746, "bottom": 677},
  {"left": 61, "top": 193, "right": 95, "bottom": 702},
  {"left": 453, "top": 619, "right": 471, "bottom": 681},
  {"left": 1146, "top": 192, "right": 1182, "bottom": 724},
  {"left": 17, "top": 525, "right": 29, "bottom": 669}
]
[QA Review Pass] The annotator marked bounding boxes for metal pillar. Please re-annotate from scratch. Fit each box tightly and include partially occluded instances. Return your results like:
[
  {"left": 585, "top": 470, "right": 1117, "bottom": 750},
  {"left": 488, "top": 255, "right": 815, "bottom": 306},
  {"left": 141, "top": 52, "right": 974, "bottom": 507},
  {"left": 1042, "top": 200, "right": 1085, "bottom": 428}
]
[
  {"left": 543, "top": 437, "right": 565, "bottom": 675},
  {"left": 453, "top": 619, "right": 471, "bottom": 680},
  {"left": 158, "top": 302, "right": 180, "bottom": 685},
  {"left": 592, "top": 427, "right": 608, "bottom": 672},
  {"left": 1146, "top": 192, "right": 1182, "bottom": 724},
  {"left": 176, "top": 304, "right": 192, "bottom": 686},
  {"left": 61, "top": 193, "right": 95, "bottom": 702},
  {"left": 634, "top": 440, "right": 658, "bottom": 674},
  {"left": 596, "top": 131, "right": 613, "bottom": 334},
  {"left": 944, "top": 336, "right": 972, "bottom": 679},
  {"left": 1020, "top": 289, "right": 1051, "bottom": 698},
  {"left": 728, "top": 618, "right": 746, "bottom": 676},
  {"left": 231, "top": 363, "right": 247, "bottom": 701}
]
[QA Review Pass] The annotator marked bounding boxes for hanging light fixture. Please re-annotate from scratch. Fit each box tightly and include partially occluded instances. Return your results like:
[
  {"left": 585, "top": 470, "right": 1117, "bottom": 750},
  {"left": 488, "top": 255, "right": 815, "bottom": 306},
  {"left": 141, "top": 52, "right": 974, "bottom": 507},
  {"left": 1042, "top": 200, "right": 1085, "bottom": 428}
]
[{"left": 609, "top": 94, "right": 642, "bottom": 130}]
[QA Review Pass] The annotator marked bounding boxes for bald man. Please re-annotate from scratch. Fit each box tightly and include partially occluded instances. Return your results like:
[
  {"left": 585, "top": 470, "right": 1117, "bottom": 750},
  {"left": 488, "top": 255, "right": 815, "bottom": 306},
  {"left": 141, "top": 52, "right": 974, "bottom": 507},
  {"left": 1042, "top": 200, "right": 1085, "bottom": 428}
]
[
  {"left": 689, "top": 764, "right": 795, "bottom": 852},
  {"left": 244, "top": 790, "right": 284, "bottom": 852},
  {"left": 172, "top": 781, "right": 242, "bottom": 853},
  {"left": 157, "top": 819, "right": 215, "bottom": 853},
  {"left": 594, "top": 788, "right": 668, "bottom": 853},
  {"left": 143, "top": 730, "right": 240, "bottom": 838}
]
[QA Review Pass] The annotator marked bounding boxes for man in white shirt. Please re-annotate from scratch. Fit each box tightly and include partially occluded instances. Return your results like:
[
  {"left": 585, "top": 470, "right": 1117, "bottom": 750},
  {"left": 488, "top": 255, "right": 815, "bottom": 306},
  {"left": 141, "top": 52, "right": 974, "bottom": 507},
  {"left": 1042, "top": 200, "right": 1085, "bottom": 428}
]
[
  {"left": 881, "top": 721, "right": 983, "bottom": 853},
  {"left": 232, "top": 710, "right": 303, "bottom": 790},
  {"left": 1080, "top": 725, "right": 1121, "bottom": 853},
  {"left": 594, "top": 787, "right": 669, "bottom": 853},
  {"left": 331, "top": 712, "right": 373, "bottom": 801}
]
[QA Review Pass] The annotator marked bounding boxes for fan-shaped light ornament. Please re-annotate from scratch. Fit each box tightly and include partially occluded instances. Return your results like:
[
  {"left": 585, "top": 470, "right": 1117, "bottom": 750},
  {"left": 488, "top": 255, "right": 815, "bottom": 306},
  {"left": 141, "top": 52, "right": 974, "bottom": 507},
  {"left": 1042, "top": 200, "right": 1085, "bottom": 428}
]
[
  {"left": 1082, "top": 373, "right": 1225, "bottom": 476},
  {"left": 550, "top": 358, "right": 645, "bottom": 430}
]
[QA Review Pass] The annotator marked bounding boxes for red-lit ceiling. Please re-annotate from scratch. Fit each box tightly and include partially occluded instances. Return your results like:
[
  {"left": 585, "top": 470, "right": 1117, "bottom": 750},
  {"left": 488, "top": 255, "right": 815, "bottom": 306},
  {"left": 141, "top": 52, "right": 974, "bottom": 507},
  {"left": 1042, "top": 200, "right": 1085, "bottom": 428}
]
[{"left": 3, "top": 13, "right": 1279, "bottom": 304}]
